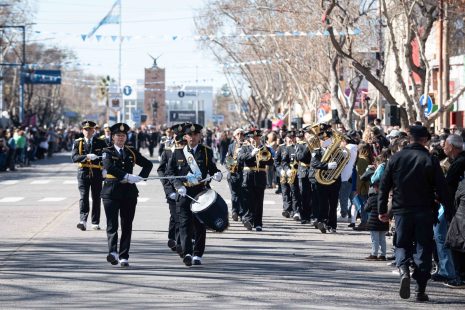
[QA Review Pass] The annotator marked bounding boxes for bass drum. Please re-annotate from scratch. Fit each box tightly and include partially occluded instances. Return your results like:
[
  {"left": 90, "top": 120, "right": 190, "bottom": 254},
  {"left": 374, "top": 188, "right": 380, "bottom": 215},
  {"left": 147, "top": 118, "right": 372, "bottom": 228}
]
[{"left": 191, "top": 189, "right": 229, "bottom": 232}]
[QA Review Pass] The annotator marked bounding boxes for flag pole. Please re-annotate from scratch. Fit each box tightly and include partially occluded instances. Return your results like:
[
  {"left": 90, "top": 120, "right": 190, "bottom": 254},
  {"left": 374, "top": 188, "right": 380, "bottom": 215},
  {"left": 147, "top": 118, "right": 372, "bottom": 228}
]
[{"left": 119, "top": 0, "right": 123, "bottom": 122}]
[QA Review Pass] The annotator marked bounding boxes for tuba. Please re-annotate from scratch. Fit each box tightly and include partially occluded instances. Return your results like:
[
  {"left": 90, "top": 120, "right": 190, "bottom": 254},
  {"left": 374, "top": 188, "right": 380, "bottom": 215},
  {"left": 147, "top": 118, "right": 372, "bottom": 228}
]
[{"left": 315, "top": 129, "right": 351, "bottom": 185}]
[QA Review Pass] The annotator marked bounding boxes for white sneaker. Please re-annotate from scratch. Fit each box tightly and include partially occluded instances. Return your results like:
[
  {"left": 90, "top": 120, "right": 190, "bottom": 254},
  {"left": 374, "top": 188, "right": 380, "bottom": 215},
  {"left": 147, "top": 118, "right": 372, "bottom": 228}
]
[
  {"left": 119, "top": 259, "right": 129, "bottom": 267},
  {"left": 192, "top": 256, "right": 202, "bottom": 265},
  {"left": 91, "top": 224, "right": 100, "bottom": 230},
  {"left": 293, "top": 212, "right": 301, "bottom": 221}
]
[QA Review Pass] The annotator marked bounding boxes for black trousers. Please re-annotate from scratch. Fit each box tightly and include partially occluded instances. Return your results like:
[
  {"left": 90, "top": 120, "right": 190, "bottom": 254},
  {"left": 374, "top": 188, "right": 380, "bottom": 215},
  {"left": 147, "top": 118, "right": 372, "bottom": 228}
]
[
  {"left": 395, "top": 212, "right": 434, "bottom": 287},
  {"left": 242, "top": 185, "right": 265, "bottom": 227},
  {"left": 168, "top": 200, "right": 179, "bottom": 244},
  {"left": 103, "top": 195, "right": 137, "bottom": 260},
  {"left": 316, "top": 179, "right": 341, "bottom": 229},
  {"left": 177, "top": 187, "right": 206, "bottom": 257},
  {"left": 78, "top": 176, "right": 102, "bottom": 224},
  {"left": 148, "top": 144, "right": 155, "bottom": 157},
  {"left": 299, "top": 177, "right": 313, "bottom": 221},
  {"left": 228, "top": 176, "right": 243, "bottom": 216},
  {"left": 281, "top": 182, "right": 292, "bottom": 213}
]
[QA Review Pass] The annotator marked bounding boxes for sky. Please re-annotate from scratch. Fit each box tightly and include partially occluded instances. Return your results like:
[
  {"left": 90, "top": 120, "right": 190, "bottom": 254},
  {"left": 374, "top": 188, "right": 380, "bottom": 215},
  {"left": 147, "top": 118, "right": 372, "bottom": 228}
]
[{"left": 30, "top": 0, "right": 227, "bottom": 89}]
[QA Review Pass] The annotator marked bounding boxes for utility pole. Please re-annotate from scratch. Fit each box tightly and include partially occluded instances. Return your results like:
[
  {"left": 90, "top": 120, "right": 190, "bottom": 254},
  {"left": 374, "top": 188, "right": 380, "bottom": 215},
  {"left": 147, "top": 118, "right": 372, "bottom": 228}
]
[{"left": 438, "top": 0, "right": 444, "bottom": 130}]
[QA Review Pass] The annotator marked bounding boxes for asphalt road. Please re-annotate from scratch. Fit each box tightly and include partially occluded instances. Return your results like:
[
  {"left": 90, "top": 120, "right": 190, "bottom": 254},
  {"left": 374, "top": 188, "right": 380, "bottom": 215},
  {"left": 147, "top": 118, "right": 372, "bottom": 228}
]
[{"left": 0, "top": 151, "right": 464, "bottom": 309}]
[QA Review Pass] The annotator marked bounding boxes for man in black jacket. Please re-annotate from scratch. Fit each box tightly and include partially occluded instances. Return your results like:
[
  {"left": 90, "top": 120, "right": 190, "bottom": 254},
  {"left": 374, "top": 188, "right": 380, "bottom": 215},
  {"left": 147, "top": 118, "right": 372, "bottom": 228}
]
[
  {"left": 378, "top": 125, "right": 451, "bottom": 302},
  {"left": 226, "top": 128, "right": 245, "bottom": 221}
]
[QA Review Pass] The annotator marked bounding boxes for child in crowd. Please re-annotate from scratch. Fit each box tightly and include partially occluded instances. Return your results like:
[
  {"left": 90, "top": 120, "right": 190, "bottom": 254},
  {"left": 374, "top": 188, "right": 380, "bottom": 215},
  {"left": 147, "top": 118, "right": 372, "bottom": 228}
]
[{"left": 365, "top": 149, "right": 391, "bottom": 261}]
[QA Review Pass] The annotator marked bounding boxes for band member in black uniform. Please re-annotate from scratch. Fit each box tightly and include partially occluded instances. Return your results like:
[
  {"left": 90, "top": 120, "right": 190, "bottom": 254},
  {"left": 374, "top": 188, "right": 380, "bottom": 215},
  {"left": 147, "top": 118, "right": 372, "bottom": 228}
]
[
  {"left": 275, "top": 137, "right": 291, "bottom": 218},
  {"left": 226, "top": 128, "right": 245, "bottom": 221},
  {"left": 165, "top": 123, "right": 222, "bottom": 267},
  {"left": 158, "top": 127, "right": 174, "bottom": 160},
  {"left": 157, "top": 123, "right": 187, "bottom": 253},
  {"left": 312, "top": 123, "right": 341, "bottom": 233},
  {"left": 71, "top": 121, "right": 107, "bottom": 231},
  {"left": 101, "top": 123, "right": 153, "bottom": 267},
  {"left": 100, "top": 123, "right": 112, "bottom": 146},
  {"left": 282, "top": 130, "right": 302, "bottom": 221},
  {"left": 237, "top": 129, "right": 274, "bottom": 231},
  {"left": 295, "top": 129, "right": 314, "bottom": 224},
  {"left": 147, "top": 126, "right": 159, "bottom": 158}
]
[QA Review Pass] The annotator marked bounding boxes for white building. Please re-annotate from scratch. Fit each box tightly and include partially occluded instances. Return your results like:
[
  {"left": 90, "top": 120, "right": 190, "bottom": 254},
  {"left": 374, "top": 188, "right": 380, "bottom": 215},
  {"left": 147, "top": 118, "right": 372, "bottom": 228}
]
[
  {"left": 121, "top": 79, "right": 145, "bottom": 127},
  {"left": 165, "top": 86, "right": 213, "bottom": 126}
]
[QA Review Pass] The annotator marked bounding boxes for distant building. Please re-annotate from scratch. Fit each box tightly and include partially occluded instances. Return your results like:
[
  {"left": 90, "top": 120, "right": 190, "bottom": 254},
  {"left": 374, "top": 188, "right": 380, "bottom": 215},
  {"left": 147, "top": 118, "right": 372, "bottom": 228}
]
[
  {"left": 165, "top": 86, "right": 213, "bottom": 126},
  {"left": 144, "top": 64, "right": 166, "bottom": 126},
  {"left": 121, "top": 79, "right": 145, "bottom": 127}
]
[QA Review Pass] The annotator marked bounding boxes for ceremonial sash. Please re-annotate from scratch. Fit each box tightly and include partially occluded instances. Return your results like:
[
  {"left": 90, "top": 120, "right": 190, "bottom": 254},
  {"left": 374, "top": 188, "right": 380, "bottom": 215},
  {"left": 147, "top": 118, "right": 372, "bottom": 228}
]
[{"left": 183, "top": 146, "right": 202, "bottom": 184}]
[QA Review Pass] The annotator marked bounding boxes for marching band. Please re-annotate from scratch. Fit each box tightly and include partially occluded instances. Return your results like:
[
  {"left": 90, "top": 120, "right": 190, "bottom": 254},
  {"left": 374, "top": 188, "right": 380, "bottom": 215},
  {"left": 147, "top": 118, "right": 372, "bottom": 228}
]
[{"left": 71, "top": 120, "right": 354, "bottom": 268}]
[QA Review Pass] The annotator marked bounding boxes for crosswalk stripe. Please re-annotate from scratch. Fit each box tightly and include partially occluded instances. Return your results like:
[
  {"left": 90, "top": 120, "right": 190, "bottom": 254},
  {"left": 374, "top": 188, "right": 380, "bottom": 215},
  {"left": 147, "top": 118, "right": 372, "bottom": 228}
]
[
  {"left": 138, "top": 198, "right": 149, "bottom": 202},
  {"left": 63, "top": 180, "right": 78, "bottom": 184},
  {"left": 0, "top": 197, "right": 24, "bottom": 203},
  {"left": 138, "top": 182, "right": 147, "bottom": 186},
  {"left": 263, "top": 200, "right": 276, "bottom": 205},
  {"left": 39, "top": 197, "right": 66, "bottom": 202},
  {"left": 31, "top": 180, "right": 51, "bottom": 185},
  {"left": 0, "top": 180, "right": 19, "bottom": 185}
]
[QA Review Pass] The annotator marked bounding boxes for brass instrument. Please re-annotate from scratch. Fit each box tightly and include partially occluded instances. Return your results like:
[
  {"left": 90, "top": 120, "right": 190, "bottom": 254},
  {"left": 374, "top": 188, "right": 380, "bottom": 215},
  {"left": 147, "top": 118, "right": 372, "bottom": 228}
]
[
  {"left": 250, "top": 138, "right": 271, "bottom": 169},
  {"left": 287, "top": 160, "right": 299, "bottom": 184},
  {"left": 225, "top": 142, "right": 241, "bottom": 173},
  {"left": 315, "top": 129, "right": 351, "bottom": 185}
]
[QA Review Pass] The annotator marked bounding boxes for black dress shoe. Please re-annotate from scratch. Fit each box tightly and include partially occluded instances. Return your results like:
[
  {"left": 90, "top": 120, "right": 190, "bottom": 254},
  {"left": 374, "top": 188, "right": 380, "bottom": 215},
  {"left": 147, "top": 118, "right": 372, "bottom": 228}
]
[
  {"left": 243, "top": 221, "right": 253, "bottom": 231},
  {"left": 415, "top": 292, "right": 429, "bottom": 302},
  {"left": 275, "top": 189, "right": 282, "bottom": 194},
  {"left": 317, "top": 222, "right": 327, "bottom": 234},
  {"left": 77, "top": 223, "right": 86, "bottom": 231},
  {"left": 301, "top": 220, "right": 310, "bottom": 224},
  {"left": 399, "top": 272, "right": 411, "bottom": 299},
  {"left": 120, "top": 260, "right": 130, "bottom": 268},
  {"left": 167, "top": 239, "right": 177, "bottom": 251},
  {"left": 106, "top": 254, "right": 118, "bottom": 265},
  {"left": 232, "top": 212, "right": 238, "bottom": 221},
  {"left": 348, "top": 223, "right": 355, "bottom": 228},
  {"left": 183, "top": 254, "right": 192, "bottom": 266},
  {"left": 282, "top": 211, "right": 290, "bottom": 218}
]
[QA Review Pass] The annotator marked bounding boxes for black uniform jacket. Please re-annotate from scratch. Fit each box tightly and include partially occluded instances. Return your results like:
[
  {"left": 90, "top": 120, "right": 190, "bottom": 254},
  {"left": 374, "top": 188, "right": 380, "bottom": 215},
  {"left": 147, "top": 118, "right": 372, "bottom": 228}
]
[
  {"left": 157, "top": 144, "right": 176, "bottom": 200},
  {"left": 165, "top": 144, "right": 219, "bottom": 190},
  {"left": 226, "top": 141, "right": 243, "bottom": 182},
  {"left": 446, "top": 151, "right": 465, "bottom": 206},
  {"left": 237, "top": 144, "right": 274, "bottom": 189},
  {"left": 71, "top": 137, "right": 107, "bottom": 179},
  {"left": 274, "top": 144, "right": 287, "bottom": 174},
  {"left": 101, "top": 145, "right": 153, "bottom": 199},
  {"left": 378, "top": 143, "right": 451, "bottom": 215},
  {"left": 295, "top": 141, "right": 313, "bottom": 179},
  {"left": 283, "top": 144, "right": 297, "bottom": 170}
]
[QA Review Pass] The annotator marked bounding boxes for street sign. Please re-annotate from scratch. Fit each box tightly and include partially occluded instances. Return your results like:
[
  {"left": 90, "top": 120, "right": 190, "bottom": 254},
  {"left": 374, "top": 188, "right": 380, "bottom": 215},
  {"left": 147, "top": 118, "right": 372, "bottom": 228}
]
[
  {"left": 211, "top": 114, "right": 224, "bottom": 123},
  {"left": 110, "top": 94, "right": 121, "bottom": 108},
  {"left": 169, "top": 110, "right": 205, "bottom": 125},
  {"left": 24, "top": 70, "right": 61, "bottom": 84},
  {"left": 123, "top": 85, "right": 132, "bottom": 96},
  {"left": 420, "top": 95, "right": 433, "bottom": 116}
]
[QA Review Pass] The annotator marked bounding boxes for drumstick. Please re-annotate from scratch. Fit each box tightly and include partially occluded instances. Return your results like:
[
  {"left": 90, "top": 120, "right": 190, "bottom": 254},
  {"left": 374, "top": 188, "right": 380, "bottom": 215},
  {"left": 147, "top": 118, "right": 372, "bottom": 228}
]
[{"left": 185, "top": 194, "right": 200, "bottom": 203}]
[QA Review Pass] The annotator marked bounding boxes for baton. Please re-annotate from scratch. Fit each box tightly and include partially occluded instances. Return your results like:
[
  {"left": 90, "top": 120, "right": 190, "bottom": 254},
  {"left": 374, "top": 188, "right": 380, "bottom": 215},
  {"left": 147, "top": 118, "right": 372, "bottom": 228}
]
[{"left": 142, "top": 176, "right": 188, "bottom": 181}]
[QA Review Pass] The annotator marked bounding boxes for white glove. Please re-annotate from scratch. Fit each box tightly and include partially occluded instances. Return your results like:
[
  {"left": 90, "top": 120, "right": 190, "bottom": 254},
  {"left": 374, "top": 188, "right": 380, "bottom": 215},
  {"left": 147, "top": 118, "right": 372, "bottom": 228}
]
[
  {"left": 168, "top": 192, "right": 177, "bottom": 200},
  {"left": 328, "top": 161, "right": 337, "bottom": 169},
  {"left": 86, "top": 153, "right": 98, "bottom": 160},
  {"left": 251, "top": 148, "right": 260, "bottom": 156},
  {"left": 286, "top": 169, "right": 293, "bottom": 177},
  {"left": 177, "top": 186, "right": 187, "bottom": 197},
  {"left": 213, "top": 171, "right": 223, "bottom": 182},
  {"left": 280, "top": 169, "right": 287, "bottom": 177},
  {"left": 102, "top": 169, "right": 107, "bottom": 178},
  {"left": 127, "top": 174, "right": 143, "bottom": 184}
]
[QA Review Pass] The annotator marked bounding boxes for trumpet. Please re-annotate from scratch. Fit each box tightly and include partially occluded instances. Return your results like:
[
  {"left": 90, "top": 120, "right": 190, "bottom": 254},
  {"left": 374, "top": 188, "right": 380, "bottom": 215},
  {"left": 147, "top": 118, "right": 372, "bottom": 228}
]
[{"left": 250, "top": 138, "right": 271, "bottom": 168}]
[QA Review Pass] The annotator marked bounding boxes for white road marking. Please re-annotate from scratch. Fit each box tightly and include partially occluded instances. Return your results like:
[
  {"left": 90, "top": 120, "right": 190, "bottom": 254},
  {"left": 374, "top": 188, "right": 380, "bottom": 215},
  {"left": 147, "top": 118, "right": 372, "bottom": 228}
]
[
  {"left": 39, "top": 197, "right": 66, "bottom": 202},
  {"left": 139, "top": 198, "right": 149, "bottom": 202},
  {"left": 31, "top": 180, "right": 51, "bottom": 185},
  {"left": 0, "top": 180, "right": 19, "bottom": 185},
  {"left": 138, "top": 182, "right": 147, "bottom": 186},
  {"left": 63, "top": 180, "right": 78, "bottom": 184},
  {"left": 0, "top": 197, "right": 24, "bottom": 203},
  {"left": 263, "top": 200, "right": 276, "bottom": 205}
]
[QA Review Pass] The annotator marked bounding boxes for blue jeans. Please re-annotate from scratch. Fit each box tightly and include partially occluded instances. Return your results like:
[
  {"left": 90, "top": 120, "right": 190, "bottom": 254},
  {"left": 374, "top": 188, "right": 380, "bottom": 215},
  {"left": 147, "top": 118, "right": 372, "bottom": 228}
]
[
  {"left": 370, "top": 230, "right": 387, "bottom": 256},
  {"left": 338, "top": 181, "right": 352, "bottom": 217},
  {"left": 433, "top": 206, "right": 456, "bottom": 279}
]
